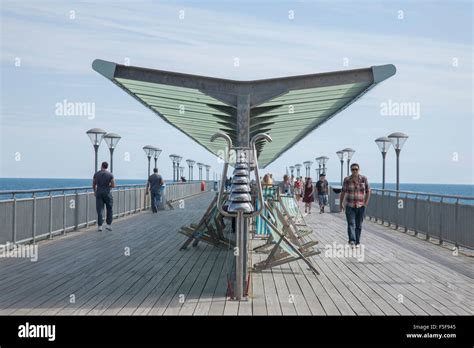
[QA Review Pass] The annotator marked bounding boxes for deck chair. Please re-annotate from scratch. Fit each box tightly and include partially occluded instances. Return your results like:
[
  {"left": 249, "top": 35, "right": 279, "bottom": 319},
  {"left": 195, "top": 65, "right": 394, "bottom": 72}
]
[
  {"left": 253, "top": 199, "right": 318, "bottom": 253},
  {"left": 252, "top": 206, "right": 320, "bottom": 274},
  {"left": 254, "top": 185, "right": 277, "bottom": 237},
  {"left": 276, "top": 194, "right": 313, "bottom": 238},
  {"left": 179, "top": 195, "right": 234, "bottom": 250}
]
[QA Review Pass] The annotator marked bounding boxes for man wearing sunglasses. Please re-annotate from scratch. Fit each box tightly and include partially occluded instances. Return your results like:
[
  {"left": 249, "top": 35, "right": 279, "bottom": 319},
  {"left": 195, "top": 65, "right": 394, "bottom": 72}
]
[{"left": 339, "top": 163, "right": 371, "bottom": 247}]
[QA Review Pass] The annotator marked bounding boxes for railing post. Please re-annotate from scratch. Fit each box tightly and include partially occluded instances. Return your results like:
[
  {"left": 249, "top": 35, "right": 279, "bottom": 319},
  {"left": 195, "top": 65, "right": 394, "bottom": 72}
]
[
  {"left": 74, "top": 191, "right": 79, "bottom": 230},
  {"left": 135, "top": 187, "right": 138, "bottom": 213},
  {"left": 49, "top": 192, "right": 53, "bottom": 239},
  {"left": 438, "top": 197, "right": 443, "bottom": 245},
  {"left": 414, "top": 194, "right": 418, "bottom": 236},
  {"left": 117, "top": 188, "right": 120, "bottom": 217},
  {"left": 381, "top": 190, "right": 384, "bottom": 225},
  {"left": 86, "top": 191, "right": 90, "bottom": 228},
  {"left": 12, "top": 193, "right": 17, "bottom": 244},
  {"left": 128, "top": 188, "right": 131, "bottom": 215},
  {"left": 454, "top": 198, "right": 459, "bottom": 250},
  {"left": 63, "top": 191, "right": 67, "bottom": 235},
  {"left": 404, "top": 193, "right": 408, "bottom": 232},
  {"left": 32, "top": 192, "right": 37, "bottom": 244},
  {"left": 426, "top": 196, "right": 431, "bottom": 241}
]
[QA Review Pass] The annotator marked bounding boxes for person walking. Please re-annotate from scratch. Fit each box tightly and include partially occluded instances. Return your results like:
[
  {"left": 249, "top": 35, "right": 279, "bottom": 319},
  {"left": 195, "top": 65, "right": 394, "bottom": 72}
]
[
  {"left": 294, "top": 177, "right": 302, "bottom": 202},
  {"left": 339, "top": 163, "right": 371, "bottom": 247},
  {"left": 316, "top": 173, "right": 329, "bottom": 213},
  {"left": 302, "top": 177, "right": 314, "bottom": 214},
  {"left": 93, "top": 161, "right": 115, "bottom": 232},
  {"left": 146, "top": 168, "right": 164, "bottom": 213}
]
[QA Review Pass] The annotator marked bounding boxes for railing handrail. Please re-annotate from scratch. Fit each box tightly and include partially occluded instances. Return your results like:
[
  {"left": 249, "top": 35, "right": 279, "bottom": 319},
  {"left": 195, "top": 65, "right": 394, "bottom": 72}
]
[
  {"left": 0, "top": 181, "right": 211, "bottom": 196},
  {"left": 370, "top": 188, "right": 474, "bottom": 201}
]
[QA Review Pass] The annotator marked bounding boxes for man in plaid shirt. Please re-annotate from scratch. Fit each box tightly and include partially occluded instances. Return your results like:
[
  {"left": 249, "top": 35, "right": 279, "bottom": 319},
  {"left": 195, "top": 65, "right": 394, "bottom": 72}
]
[{"left": 340, "top": 163, "right": 371, "bottom": 246}]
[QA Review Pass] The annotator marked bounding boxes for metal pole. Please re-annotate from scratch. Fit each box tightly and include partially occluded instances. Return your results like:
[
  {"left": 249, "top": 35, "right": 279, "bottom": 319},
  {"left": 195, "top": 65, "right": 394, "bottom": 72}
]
[
  {"left": 94, "top": 145, "right": 99, "bottom": 173},
  {"left": 32, "top": 193, "right": 37, "bottom": 244},
  {"left": 12, "top": 193, "right": 17, "bottom": 244},
  {"left": 49, "top": 192, "right": 54, "bottom": 238},
  {"left": 382, "top": 152, "right": 387, "bottom": 189},
  {"left": 154, "top": 157, "right": 158, "bottom": 170},
  {"left": 395, "top": 149, "right": 401, "bottom": 191},
  {"left": 340, "top": 160, "right": 343, "bottom": 185},
  {"left": 110, "top": 148, "right": 115, "bottom": 173},
  {"left": 147, "top": 156, "right": 151, "bottom": 177},
  {"left": 323, "top": 163, "right": 326, "bottom": 174},
  {"left": 347, "top": 159, "right": 350, "bottom": 177}
]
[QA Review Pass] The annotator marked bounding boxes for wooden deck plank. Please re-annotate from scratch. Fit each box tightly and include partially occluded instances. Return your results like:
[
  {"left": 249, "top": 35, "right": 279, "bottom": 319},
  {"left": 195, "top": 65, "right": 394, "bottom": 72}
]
[{"left": 0, "top": 191, "right": 472, "bottom": 316}]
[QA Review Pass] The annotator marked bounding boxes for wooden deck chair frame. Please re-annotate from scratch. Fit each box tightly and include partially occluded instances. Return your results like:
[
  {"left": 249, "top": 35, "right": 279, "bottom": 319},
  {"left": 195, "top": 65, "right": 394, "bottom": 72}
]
[
  {"left": 277, "top": 193, "right": 312, "bottom": 235},
  {"left": 179, "top": 195, "right": 234, "bottom": 250},
  {"left": 253, "top": 199, "right": 318, "bottom": 253},
  {"left": 252, "top": 211, "right": 320, "bottom": 275}
]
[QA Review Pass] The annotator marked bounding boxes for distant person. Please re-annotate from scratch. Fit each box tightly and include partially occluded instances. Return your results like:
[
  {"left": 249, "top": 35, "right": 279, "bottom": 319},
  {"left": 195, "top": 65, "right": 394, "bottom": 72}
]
[
  {"left": 93, "top": 161, "right": 115, "bottom": 231},
  {"left": 316, "top": 173, "right": 329, "bottom": 213},
  {"left": 294, "top": 177, "right": 302, "bottom": 202},
  {"left": 146, "top": 168, "right": 164, "bottom": 213},
  {"left": 262, "top": 173, "right": 273, "bottom": 187},
  {"left": 302, "top": 177, "right": 314, "bottom": 214},
  {"left": 180, "top": 176, "right": 186, "bottom": 182},
  {"left": 280, "top": 174, "right": 292, "bottom": 195},
  {"left": 340, "top": 163, "right": 371, "bottom": 247}
]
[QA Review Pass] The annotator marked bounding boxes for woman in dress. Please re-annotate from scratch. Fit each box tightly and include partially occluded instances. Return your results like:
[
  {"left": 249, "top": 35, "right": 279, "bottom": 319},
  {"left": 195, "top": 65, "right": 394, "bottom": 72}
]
[{"left": 302, "top": 177, "right": 315, "bottom": 213}]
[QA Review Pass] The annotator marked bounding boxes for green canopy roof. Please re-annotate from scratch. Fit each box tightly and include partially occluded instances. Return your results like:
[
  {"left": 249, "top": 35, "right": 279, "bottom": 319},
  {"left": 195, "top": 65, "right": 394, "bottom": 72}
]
[{"left": 93, "top": 59, "right": 396, "bottom": 168}]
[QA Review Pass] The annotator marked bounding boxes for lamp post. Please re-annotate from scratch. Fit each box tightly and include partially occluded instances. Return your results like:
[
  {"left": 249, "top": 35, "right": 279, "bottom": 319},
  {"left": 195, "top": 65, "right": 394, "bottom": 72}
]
[
  {"left": 375, "top": 137, "right": 392, "bottom": 190},
  {"left": 197, "top": 162, "right": 204, "bottom": 181},
  {"left": 205, "top": 165, "right": 211, "bottom": 181},
  {"left": 388, "top": 132, "right": 409, "bottom": 191},
  {"left": 169, "top": 154, "right": 180, "bottom": 182},
  {"left": 319, "top": 156, "right": 329, "bottom": 175},
  {"left": 143, "top": 145, "right": 157, "bottom": 177},
  {"left": 295, "top": 164, "right": 302, "bottom": 177},
  {"left": 289, "top": 166, "right": 295, "bottom": 177},
  {"left": 179, "top": 166, "right": 184, "bottom": 180},
  {"left": 315, "top": 157, "right": 322, "bottom": 177},
  {"left": 186, "top": 159, "right": 195, "bottom": 181},
  {"left": 86, "top": 128, "right": 107, "bottom": 173},
  {"left": 342, "top": 148, "right": 355, "bottom": 176},
  {"left": 336, "top": 151, "right": 344, "bottom": 185},
  {"left": 152, "top": 147, "right": 162, "bottom": 171},
  {"left": 303, "top": 161, "right": 312, "bottom": 177},
  {"left": 103, "top": 133, "right": 121, "bottom": 173},
  {"left": 176, "top": 156, "right": 182, "bottom": 181}
]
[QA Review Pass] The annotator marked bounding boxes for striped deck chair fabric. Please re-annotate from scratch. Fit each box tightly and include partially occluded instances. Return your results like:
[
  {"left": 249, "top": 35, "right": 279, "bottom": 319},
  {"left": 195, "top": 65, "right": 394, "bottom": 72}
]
[{"left": 254, "top": 185, "right": 277, "bottom": 237}]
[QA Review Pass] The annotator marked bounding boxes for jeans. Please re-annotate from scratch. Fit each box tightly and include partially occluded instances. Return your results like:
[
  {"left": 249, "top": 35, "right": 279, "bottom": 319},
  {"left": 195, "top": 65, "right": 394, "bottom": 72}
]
[
  {"left": 151, "top": 191, "right": 161, "bottom": 213},
  {"left": 96, "top": 191, "right": 113, "bottom": 226},
  {"left": 318, "top": 194, "right": 328, "bottom": 206},
  {"left": 345, "top": 205, "right": 365, "bottom": 244}
]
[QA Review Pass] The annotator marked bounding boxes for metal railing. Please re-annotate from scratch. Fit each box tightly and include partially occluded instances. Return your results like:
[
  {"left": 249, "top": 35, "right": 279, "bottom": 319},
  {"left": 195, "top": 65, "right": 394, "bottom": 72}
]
[
  {"left": 365, "top": 189, "right": 474, "bottom": 250},
  {"left": 0, "top": 181, "right": 214, "bottom": 246}
]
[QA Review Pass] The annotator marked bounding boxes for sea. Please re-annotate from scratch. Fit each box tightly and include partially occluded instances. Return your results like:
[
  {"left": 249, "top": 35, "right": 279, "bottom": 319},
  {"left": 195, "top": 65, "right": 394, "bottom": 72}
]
[{"left": 0, "top": 178, "right": 472, "bottom": 203}]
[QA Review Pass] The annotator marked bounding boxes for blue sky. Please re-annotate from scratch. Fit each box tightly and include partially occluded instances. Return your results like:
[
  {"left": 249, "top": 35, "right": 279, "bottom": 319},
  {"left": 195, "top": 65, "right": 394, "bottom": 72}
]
[{"left": 1, "top": 0, "right": 472, "bottom": 184}]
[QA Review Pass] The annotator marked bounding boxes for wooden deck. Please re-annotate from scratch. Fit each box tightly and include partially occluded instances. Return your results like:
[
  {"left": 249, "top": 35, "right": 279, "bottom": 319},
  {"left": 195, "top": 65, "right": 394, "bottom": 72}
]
[{"left": 0, "top": 191, "right": 472, "bottom": 316}]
